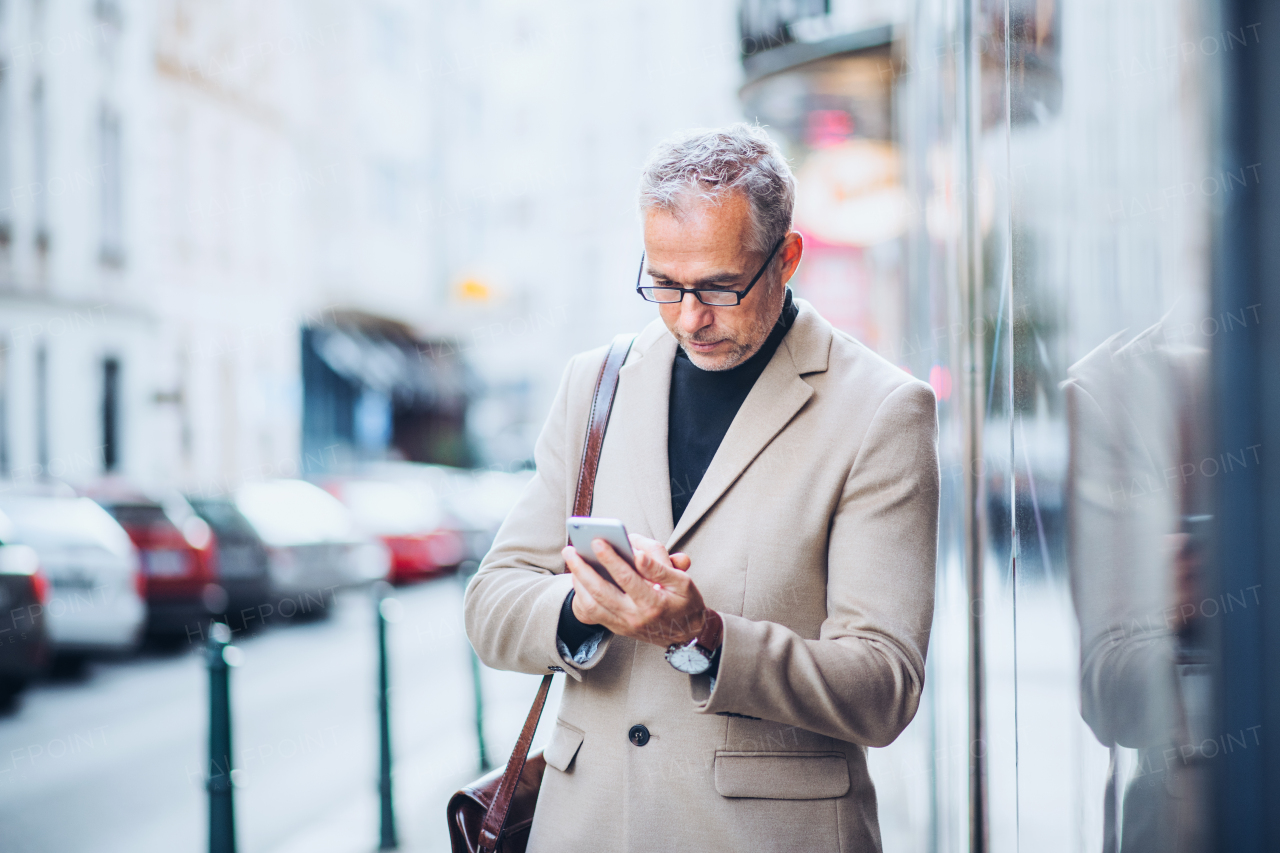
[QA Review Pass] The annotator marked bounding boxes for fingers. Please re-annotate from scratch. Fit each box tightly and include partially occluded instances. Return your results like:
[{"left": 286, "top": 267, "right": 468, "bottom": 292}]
[
  {"left": 628, "top": 532, "right": 660, "bottom": 553},
  {"left": 569, "top": 572, "right": 602, "bottom": 625},
  {"left": 561, "top": 538, "right": 703, "bottom": 647},
  {"left": 594, "top": 539, "right": 658, "bottom": 604},
  {"left": 627, "top": 535, "right": 685, "bottom": 586},
  {"left": 591, "top": 539, "right": 636, "bottom": 582},
  {"left": 563, "top": 546, "right": 627, "bottom": 610},
  {"left": 633, "top": 546, "right": 683, "bottom": 589}
]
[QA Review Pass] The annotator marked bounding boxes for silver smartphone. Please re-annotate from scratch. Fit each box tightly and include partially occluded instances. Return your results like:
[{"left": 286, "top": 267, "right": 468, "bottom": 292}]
[{"left": 566, "top": 517, "right": 636, "bottom": 588}]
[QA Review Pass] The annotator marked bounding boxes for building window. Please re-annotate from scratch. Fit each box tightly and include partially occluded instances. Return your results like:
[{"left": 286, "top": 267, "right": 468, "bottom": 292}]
[
  {"left": 94, "top": 0, "right": 123, "bottom": 29},
  {"left": 0, "top": 343, "right": 8, "bottom": 476},
  {"left": 35, "top": 344, "right": 48, "bottom": 473},
  {"left": 0, "top": 62, "right": 11, "bottom": 249},
  {"left": 32, "top": 77, "right": 48, "bottom": 254},
  {"left": 99, "top": 105, "right": 124, "bottom": 265},
  {"left": 102, "top": 357, "right": 120, "bottom": 472}
]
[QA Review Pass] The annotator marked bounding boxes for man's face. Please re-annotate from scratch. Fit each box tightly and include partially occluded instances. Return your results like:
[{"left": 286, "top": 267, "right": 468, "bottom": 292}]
[{"left": 643, "top": 193, "right": 800, "bottom": 371}]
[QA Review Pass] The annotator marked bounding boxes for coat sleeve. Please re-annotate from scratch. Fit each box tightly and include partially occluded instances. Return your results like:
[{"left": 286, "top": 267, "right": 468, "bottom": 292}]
[
  {"left": 691, "top": 380, "right": 940, "bottom": 747},
  {"left": 463, "top": 351, "right": 614, "bottom": 681}
]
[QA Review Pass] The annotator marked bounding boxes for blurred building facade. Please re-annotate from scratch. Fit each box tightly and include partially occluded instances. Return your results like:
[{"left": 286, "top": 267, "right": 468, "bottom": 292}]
[
  {"left": 0, "top": 0, "right": 427, "bottom": 494},
  {"left": 149, "top": 0, "right": 309, "bottom": 495},
  {"left": 420, "top": 0, "right": 745, "bottom": 467},
  {"left": 0, "top": 0, "right": 748, "bottom": 490},
  {"left": 0, "top": 0, "right": 153, "bottom": 490},
  {"left": 145, "top": 0, "right": 448, "bottom": 488}
]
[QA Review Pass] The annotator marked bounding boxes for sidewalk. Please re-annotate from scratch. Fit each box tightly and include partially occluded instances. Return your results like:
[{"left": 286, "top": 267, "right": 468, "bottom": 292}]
[{"left": 262, "top": 589, "right": 565, "bottom": 853}]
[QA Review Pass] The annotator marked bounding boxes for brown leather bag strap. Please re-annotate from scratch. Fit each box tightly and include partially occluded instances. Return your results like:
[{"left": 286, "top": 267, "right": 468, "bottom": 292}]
[
  {"left": 477, "top": 673, "right": 552, "bottom": 853},
  {"left": 573, "top": 334, "right": 636, "bottom": 518},
  {"left": 477, "top": 332, "right": 635, "bottom": 853}
]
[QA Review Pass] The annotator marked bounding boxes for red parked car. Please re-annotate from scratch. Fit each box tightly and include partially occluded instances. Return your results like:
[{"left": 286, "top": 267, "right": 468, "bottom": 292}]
[
  {"left": 321, "top": 478, "right": 464, "bottom": 584},
  {"left": 84, "top": 486, "right": 221, "bottom": 638}
]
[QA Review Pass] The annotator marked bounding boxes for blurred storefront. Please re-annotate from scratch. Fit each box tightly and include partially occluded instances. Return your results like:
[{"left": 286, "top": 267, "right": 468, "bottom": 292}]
[
  {"left": 739, "top": 0, "right": 1276, "bottom": 851},
  {"left": 301, "top": 312, "right": 477, "bottom": 471},
  {"left": 740, "top": 30, "right": 906, "bottom": 354}
]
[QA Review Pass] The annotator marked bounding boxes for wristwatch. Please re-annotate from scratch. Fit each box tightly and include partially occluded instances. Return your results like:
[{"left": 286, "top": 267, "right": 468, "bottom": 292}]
[{"left": 665, "top": 609, "right": 724, "bottom": 675}]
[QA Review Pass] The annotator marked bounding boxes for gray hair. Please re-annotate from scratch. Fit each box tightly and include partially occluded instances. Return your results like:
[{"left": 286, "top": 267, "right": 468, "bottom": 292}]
[{"left": 637, "top": 123, "right": 795, "bottom": 256}]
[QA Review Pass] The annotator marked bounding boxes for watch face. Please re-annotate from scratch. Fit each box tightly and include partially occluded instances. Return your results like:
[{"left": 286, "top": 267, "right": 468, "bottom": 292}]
[{"left": 666, "top": 643, "right": 712, "bottom": 675}]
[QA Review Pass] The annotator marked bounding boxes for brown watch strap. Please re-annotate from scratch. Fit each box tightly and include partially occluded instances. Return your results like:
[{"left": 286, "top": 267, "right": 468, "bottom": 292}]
[{"left": 479, "top": 333, "right": 635, "bottom": 853}]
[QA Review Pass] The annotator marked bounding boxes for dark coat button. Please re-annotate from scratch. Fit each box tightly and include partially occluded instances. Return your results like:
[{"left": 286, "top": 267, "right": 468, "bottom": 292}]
[{"left": 628, "top": 724, "right": 650, "bottom": 746}]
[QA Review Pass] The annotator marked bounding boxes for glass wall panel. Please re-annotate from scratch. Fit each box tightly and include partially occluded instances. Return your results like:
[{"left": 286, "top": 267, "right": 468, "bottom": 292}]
[
  {"left": 892, "top": 5, "right": 983, "bottom": 852},
  {"left": 741, "top": 0, "right": 1222, "bottom": 848},
  {"left": 1003, "top": 0, "right": 1218, "bottom": 849}
]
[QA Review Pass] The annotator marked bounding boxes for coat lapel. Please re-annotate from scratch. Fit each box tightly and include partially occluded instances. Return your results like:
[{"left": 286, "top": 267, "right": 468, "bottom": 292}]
[
  {"left": 611, "top": 300, "right": 832, "bottom": 552},
  {"left": 613, "top": 325, "right": 677, "bottom": 543},
  {"left": 665, "top": 303, "right": 829, "bottom": 551}
]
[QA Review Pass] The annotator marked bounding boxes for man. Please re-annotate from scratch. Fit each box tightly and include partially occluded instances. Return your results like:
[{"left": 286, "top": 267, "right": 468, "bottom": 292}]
[{"left": 465, "top": 124, "right": 939, "bottom": 852}]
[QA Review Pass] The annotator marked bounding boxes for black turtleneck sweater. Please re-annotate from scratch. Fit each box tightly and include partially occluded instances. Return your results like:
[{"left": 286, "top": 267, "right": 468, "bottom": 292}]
[
  {"left": 556, "top": 288, "right": 799, "bottom": 655},
  {"left": 668, "top": 287, "right": 798, "bottom": 524}
]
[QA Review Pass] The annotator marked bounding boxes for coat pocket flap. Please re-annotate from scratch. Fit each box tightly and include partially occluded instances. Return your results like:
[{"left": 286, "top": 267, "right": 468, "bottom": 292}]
[
  {"left": 544, "top": 720, "right": 585, "bottom": 772},
  {"left": 714, "top": 751, "right": 850, "bottom": 800}
]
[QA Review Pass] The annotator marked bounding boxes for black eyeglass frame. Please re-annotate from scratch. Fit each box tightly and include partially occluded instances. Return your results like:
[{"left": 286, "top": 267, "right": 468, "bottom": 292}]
[{"left": 634, "top": 236, "right": 786, "bottom": 306}]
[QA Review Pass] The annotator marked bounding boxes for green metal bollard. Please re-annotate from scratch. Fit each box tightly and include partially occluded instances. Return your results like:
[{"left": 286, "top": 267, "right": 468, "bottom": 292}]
[
  {"left": 469, "top": 640, "right": 490, "bottom": 773},
  {"left": 460, "top": 561, "right": 490, "bottom": 773},
  {"left": 207, "top": 621, "right": 238, "bottom": 853},
  {"left": 375, "top": 584, "right": 399, "bottom": 850}
]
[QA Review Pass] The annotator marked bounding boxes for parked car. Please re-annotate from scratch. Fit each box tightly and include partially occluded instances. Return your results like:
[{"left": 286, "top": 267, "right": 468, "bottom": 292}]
[
  {"left": 321, "top": 477, "right": 465, "bottom": 584},
  {"left": 84, "top": 485, "right": 221, "bottom": 637},
  {"left": 0, "top": 513, "right": 52, "bottom": 707},
  {"left": 0, "top": 488, "right": 144, "bottom": 661},
  {"left": 360, "top": 462, "right": 534, "bottom": 566},
  {"left": 233, "top": 480, "right": 389, "bottom": 616},
  {"left": 187, "top": 497, "right": 272, "bottom": 631},
  {"left": 441, "top": 467, "right": 536, "bottom": 561}
]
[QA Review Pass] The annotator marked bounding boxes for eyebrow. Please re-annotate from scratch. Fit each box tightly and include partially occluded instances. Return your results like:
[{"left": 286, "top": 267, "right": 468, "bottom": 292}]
[{"left": 644, "top": 267, "right": 745, "bottom": 288}]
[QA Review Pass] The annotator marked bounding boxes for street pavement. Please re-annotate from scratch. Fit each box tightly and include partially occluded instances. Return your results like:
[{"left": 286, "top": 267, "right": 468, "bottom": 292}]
[
  {"left": 0, "top": 577, "right": 561, "bottom": 853},
  {"left": 0, "top": 566, "right": 1108, "bottom": 853}
]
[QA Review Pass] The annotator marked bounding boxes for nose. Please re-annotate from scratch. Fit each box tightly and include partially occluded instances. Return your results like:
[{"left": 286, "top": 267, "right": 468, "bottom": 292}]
[{"left": 677, "top": 293, "right": 715, "bottom": 335}]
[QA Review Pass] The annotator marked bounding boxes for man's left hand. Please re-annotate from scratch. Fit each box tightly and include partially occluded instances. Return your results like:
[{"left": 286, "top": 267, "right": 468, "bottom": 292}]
[{"left": 563, "top": 533, "right": 708, "bottom": 648}]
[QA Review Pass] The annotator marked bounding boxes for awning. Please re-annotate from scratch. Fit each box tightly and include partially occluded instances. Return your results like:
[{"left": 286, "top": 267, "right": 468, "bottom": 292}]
[{"left": 310, "top": 325, "right": 474, "bottom": 409}]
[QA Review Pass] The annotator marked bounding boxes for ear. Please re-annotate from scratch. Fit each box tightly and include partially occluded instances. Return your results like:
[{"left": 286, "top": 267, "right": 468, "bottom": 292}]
[{"left": 779, "top": 231, "right": 804, "bottom": 286}]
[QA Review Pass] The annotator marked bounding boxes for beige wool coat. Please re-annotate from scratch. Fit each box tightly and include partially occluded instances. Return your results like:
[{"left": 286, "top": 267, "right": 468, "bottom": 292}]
[{"left": 464, "top": 298, "right": 940, "bottom": 853}]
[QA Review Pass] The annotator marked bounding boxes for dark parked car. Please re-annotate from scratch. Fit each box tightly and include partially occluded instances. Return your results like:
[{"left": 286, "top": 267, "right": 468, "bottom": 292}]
[
  {"left": 224, "top": 480, "right": 388, "bottom": 622},
  {"left": 0, "top": 514, "right": 52, "bottom": 707},
  {"left": 188, "top": 497, "right": 271, "bottom": 631}
]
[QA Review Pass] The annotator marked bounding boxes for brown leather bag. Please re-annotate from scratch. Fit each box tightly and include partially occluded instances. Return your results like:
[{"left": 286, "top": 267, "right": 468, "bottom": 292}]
[{"left": 448, "top": 333, "right": 635, "bottom": 853}]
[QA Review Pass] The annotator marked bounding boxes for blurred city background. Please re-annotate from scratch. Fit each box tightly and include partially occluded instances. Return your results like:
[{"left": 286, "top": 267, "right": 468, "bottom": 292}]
[{"left": 0, "top": 0, "right": 1275, "bottom": 852}]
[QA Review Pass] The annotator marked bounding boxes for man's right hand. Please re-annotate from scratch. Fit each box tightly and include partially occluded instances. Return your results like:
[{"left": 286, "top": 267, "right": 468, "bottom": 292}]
[{"left": 564, "top": 535, "right": 702, "bottom": 647}]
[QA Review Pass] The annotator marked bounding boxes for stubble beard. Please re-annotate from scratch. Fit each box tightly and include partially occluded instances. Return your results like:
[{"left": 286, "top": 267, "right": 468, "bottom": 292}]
[{"left": 677, "top": 284, "right": 780, "bottom": 372}]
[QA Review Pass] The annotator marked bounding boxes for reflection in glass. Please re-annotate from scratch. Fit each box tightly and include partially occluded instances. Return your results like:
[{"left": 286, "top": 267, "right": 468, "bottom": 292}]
[{"left": 1066, "top": 325, "right": 1211, "bottom": 852}]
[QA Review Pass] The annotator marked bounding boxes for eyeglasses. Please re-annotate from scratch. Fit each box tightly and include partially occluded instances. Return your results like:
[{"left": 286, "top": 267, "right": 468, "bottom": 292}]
[{"left": 635, "top": 237, "right": 785, "bottom": 306}]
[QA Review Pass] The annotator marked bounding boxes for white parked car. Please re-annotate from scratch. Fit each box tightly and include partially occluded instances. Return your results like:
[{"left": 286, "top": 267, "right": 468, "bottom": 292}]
[
  {"left": 0, "top": 491, "right": 145, "bottom": 658},
  {"left": 233, "top": 480, "right": 389, "bottom": 612}
]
